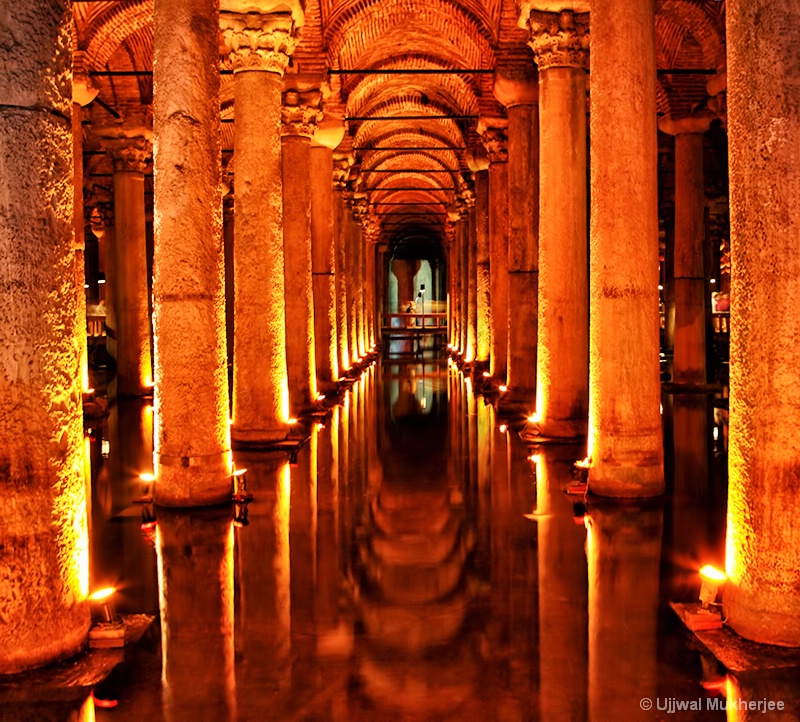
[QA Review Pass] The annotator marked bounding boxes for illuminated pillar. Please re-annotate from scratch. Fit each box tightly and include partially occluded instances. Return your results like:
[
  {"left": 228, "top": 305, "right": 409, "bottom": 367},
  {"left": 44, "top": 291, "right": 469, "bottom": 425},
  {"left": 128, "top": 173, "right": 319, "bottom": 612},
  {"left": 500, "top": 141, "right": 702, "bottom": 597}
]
[
  {"left": 356, "top": 222, "right": 368, "bottom": 357},
  {"left": 99, "top": 129, "right": 153, "bottom": 398},
  {"left": 725, "top": 0, "right": 800, "bottom": 646},
  {"left": 459, "top": 211, "right": 470, "bottom": 357},
  {"left": 0, "top": 0, "right": 91, "bottom": 673},
  {"left": 222, "top": 10, "right": 299, "bottom": 441},
  {"left": 464, "top": 186, "right": 478, "bottom": 363},
  {"left": 658, "top": 113, "right": 713, "bottom": 386},
  {"left": 525, "top": 9, "right": 589, "bottom": 439},
  {"left": 470, "top": 159, "right": 491, "bottom": 367},
  {"left": 479, "top": 119, "right": 509, "bottom": 382},
  {"left": 495, "top": 67, "right": 539, "bottom": 403},
  {"left": 157, "top": 507, "right": 235, "bottom": 722},
  {"left": 447, "top": 218, "right": 460, "bottom": 350},
  {"left": 223, "top": 196, "right": 234, "bottom": 370},
  {"left": 365, "top": 238, "right": 377, "bottom": 350},
  {"left": 311, "top": 118, "right": 344, "bottom": 389},
  {"left": 153, "top": 0, "right": 231, "bottom": 505},
  {"left": 588, "top": 0, "right": 663, "bottom": 496},
  {"left": 587, "top": 504, "right": 662, "bottom": 721},
  {"left": 94, "top": 195, "right": 117, "bottom": 358},
  {"left": 333, "top": 159, "right": 350, "bottom": 373},
  {"left": 282, "top": 87, "right": 321, "bottom": 413},
  {"left": 345, "top": 200, "right": 361, "bottom": 365}
]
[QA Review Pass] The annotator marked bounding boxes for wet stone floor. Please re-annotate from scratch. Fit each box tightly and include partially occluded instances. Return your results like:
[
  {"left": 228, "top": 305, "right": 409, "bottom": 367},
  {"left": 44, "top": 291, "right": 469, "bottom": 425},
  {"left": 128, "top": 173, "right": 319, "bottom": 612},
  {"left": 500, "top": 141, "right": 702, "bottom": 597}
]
[{"left": 2, "top": 358, "right": 799, "bottom": 721}]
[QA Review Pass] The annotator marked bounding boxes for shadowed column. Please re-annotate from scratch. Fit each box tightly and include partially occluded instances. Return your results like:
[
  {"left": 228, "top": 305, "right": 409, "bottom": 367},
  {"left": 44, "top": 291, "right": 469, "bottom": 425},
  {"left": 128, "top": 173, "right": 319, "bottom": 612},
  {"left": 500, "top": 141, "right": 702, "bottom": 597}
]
[
  {"left": 525, "top": 8, "right": 589, "bottom": 440},
  {"left": 153, "top": 0, "right": 231, "bottom": 504},
  {"left": 0, "top": 0, "right": 91, "bottom": 673},
  {"left": 588, "top": 0, "right": 664, "bottom": 496},
  {"left": 468, "top": 156, "right": 491, "bottom": 368},
  {"left": 333, "top": 157, "right": 351, "bottom": 374},
  {"left": 725, "top": 0, "right": 800, "bottom": 646}
]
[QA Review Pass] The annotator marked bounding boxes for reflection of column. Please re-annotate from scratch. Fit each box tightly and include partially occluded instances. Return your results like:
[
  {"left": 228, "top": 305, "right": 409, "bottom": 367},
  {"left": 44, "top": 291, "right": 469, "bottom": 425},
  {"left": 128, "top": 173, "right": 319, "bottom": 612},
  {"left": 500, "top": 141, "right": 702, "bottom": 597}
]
[
  {"left": 153, "top": 0, "right": 231, "bottom": 505},
  {"left": 310, "top": 118, "right": 343, "bottom": 387},
  {"left": 100, "top": 130, "right": 153, "bottom": 397},
  {"left": 282, "top": 88, "right": 321, "bottom": 412},
  {"left": 588, "top": 0, "right": 663, "bottom": 496},
  {"left": 726, "top": 0, "right": 800, "bottom": 646},
  {"left": 526, "top": 9, "right": 590, "bottom": 439},
  {"left": 479, "top": 119, "right": 509, "bottom": 382},
  {"left": 0, "top": 1, "right": 90, "bottom": 672},
  {"left": 157, "top": 507, "right": 235, "bottom": 722},
  {"left": 587, "top": 504, "right": 663, "bottom": 722},
  {"left": 659, "top": 114, "right": 713, "bottom": 386},
  {"left": 536, "top": 450, "right": 588, "bottom": 722},
  {"left": 495, "top": 67, "right": 539, "bottom": 403},
  {"left": 222, "top": 10, "right": 297, "bottom": 441}
]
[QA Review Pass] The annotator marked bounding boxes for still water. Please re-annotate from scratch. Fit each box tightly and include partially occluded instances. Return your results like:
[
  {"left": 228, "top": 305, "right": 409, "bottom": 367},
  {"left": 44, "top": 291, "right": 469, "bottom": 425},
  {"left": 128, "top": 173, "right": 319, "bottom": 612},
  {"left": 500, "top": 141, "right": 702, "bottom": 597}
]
[{"left": 3, "top": 359, "right": 798, "bottom": 721}]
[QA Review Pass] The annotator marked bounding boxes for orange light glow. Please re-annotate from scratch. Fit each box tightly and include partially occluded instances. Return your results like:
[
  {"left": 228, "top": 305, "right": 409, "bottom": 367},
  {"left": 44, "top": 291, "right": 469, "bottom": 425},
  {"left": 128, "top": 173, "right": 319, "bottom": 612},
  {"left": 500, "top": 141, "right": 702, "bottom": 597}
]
[
  {"left": 528, "top": 454, "right": 540, "bottom": 463},
  {"left": 527, "top": 413, "right": 540, "bottom": 424},
  {"left": 575, "top": 456, "right": 591, "bottom": 469},
  {"left": 88, "top": 586, "right": 116, "bottom": 601},
  {"left": 499, "top": 424, "right": 508, "bottom": 434},
  {"left": 232, "top": 468, "right": 247, "bottom": 477},
  {"left": 498, "top": 385, "right": 507, "bottom": 393},
  {"left": 288, "top": 418, "right": 298, "bottom": 425},
  {"left": 482, "top": 371, "right": 490, "bottom": 378},
  {"left": 699, "top": 565, "right": 727, "bottom": 583},
  {"left": 139, "top": 472, "right": 156, "bottom": 482}
]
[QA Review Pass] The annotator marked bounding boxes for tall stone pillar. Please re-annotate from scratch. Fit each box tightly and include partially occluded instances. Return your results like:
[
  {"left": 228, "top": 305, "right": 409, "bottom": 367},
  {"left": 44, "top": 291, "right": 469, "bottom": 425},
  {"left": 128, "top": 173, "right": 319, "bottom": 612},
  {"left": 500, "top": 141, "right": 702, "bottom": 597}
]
[
  {"left": 366, "top": 237, "right": 377, "bottom": 350},
  {"left": 333, "top": 158, "right": 351, "bottom": 374},
  {"left": 658, "top": 113, "right": 713, "bottom": 386},
  {"left": 311, "top": 117, "right": 344, "bottom": 389},
  {"left": 469, "top": 158, "right": 491, "bottom": 367},
  {"left": 725, "top": 0, "right": 800, "bottom": 646},
  {"left": 524, "top": 8, "right": 590, "bottom": 439},
  {"left": 464, "top": 187, "right": 479, "bottom": 363},
  {"left": 222, "top": 196, "right": 234, "bottom": 371},
  {"left": 282, "top": 87, "right": 321, "bottom": 413},
  {"left": 495, "top": 67, "right": 539, "bottom": 404},
  {"left": 459, "top": 209, "right": 470, "bottom": 358},
  {"left": 98, "top": 127, "right": 154, "bottom": 398},
  {"left": 588, "top": 0, "right": 663, "bottom": 496},
  {"left": 153, "top": 0, "right": 231, "bottom": 505},
  {"left": 345, "top": 197, "right": 361, "bottom": 365},
  {"left": 479, "top": 120, "right": 510, "bottom": 382},
  {"left": 94, "top": 196, "right": 116, "bottom": 358},
  {"left": 446, "top": 217, "right": 460, "bottom": 350},
  {"left": 222, "top": 9, "right": 300, "bottom": 441},
  {"left": 0, "top": 0, "right": 91, "bottom": 673}
]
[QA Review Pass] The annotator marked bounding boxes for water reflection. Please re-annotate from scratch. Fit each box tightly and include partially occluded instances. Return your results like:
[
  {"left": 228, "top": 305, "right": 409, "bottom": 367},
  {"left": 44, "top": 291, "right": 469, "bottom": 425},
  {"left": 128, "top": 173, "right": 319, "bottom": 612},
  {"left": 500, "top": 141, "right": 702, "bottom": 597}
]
[{"left": 11, "top": 359, "right": 800, "bottom": 721}]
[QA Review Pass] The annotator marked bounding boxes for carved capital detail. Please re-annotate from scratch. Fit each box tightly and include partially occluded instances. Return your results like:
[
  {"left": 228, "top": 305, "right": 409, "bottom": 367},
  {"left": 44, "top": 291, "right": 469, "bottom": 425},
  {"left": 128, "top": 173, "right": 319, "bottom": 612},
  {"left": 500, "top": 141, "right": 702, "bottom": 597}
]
[
  {"left": 104, "top": 136, "right": 152, "bottom": 173},
  {"left": 479, "top": 126, "right": 508, "bottom": 164},
  {"left": 526, "top": 10, "right": 590, "bottom": 72},
  {"left": 281, "top": 89, "right": 323, "bottom": 137},
  {"left": 444, "top": 220, "right": 457, "bottom": 246},
  {"left": 220, "top": 11, "right": 298, "bottom": 75}
]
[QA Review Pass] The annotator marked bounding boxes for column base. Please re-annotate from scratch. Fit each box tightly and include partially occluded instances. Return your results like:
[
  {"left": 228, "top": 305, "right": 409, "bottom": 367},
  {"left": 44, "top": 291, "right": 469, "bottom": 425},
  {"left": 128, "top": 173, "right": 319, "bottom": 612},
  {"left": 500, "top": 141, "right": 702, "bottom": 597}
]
[
  {"left": 231, "top": 426, "right": 289, "bottom": 448},
  {"left": 725, "top": 585, "right": 800, "bottom": 648},
  {"left": 661, "top": 381, "right": 721, "bottom": 395},
  {"left": 521, "top": 417, "right": 587, "bottom": 444}
]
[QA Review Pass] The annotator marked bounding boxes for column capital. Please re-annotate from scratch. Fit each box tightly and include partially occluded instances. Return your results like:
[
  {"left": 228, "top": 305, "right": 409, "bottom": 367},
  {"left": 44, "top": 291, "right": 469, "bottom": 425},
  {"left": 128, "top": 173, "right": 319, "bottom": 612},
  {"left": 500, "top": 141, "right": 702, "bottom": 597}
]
[
  {"left": 476, "top": 117, "right": 509, "bottom": 164},
  {"left": 657, "top": 110, "right": 715, "bottom": 136},
  {"left": 332, "top": 154, "right": 352, "bottom": 189},
  {"left": 102, "top": 135, "right": 153, "bottom": 173},
  {"left": 281, "top": 88, "right": 323, "bottom": 137},
  {"left": 361, "top": 212, "right": 381, "bottom": 243},
  {"left": 444, "top": 219, "right": 457, "bottom": 246},
  {"left": 494, "top": 64, "right": 539, "bottom": 108},
  {"left": 461, "top": 187, "right": 476, "bottom": 210},
  {"left": 72, "top": 50, "right": 99, "bottom": 106},
  {"left": 220, "top": 11, "right": 299, "bottom": 75},
  {"left": 525, "top": 9, "right": 590, "bottom": 72}
]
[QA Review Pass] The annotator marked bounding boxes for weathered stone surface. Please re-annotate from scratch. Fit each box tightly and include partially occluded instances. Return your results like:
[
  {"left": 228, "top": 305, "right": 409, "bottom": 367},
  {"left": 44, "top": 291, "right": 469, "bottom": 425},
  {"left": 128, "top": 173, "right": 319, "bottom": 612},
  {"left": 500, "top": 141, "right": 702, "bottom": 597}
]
[
  {"left": 725, "top": 0, "right": 800, "bottom": 647},
  {"left": 0, "top": 0, "right": 91, "bottom": 674}
]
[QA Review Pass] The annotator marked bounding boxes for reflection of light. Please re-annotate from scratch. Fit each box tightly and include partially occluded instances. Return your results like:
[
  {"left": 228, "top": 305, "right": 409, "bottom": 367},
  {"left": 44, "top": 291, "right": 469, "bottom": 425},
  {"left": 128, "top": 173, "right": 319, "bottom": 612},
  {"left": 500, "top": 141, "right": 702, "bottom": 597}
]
[
  {"left": 145, "top": 377, "right": 154, "bottom": 388},
  {"left": 713, "top": 427, "right": 719, "bottom": 441},
  {"left": 482, "top": 371, "right": 490, "bottom": 378},
  {"left": 499, "top": 424, "right": 507, "bottom": 434},
  {"left": 498, "top": 385, "right": 507, "bottom": 393},
  {"left": 79, "top": 695, "right": 96, "bottom": 720},
  {"left": 528, "top": 454, "right": 540, "bottom": 463},
  {"left": 725, "top": 675, "right": 740, "bottom": 722},
  {"left": 658, "top": 284, "right": 664, "bottom": 291},
  {"left": 101, "top": 438, "right": 110, "bottom": 457}
]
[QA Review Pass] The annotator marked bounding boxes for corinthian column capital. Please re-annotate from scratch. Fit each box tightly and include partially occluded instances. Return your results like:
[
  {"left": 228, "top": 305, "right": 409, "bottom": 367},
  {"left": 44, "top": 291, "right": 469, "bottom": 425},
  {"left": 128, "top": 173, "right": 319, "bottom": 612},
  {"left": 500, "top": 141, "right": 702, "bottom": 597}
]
[
  {"left": 281, "top": 88, "right": 323, "bottom": 137},
  {"left": 220, "top": 11, "right": 299, "bottom": 75},
  {"left": 104, "top": 136, "right": 152, "bottom": 173},
  {"left": 476, "top": 117, "right": 509, "bottom": 164},
  {"left": 525, "top": 9, "right": 590, "bottom": 72}
]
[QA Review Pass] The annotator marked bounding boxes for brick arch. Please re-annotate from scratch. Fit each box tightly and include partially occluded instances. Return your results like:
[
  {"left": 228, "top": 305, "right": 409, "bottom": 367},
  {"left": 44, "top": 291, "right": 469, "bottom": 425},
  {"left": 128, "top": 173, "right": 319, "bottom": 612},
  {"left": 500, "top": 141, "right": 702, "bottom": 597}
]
[
  {"left": 327, "top": 0, "right": 496, "bottom": 73},
  {"left": 353, "top": 99, "right": 466, "bottom": 149},
  {"left": 84, "top": 0, "right": 153, "bottom": 70},
  {"left": 657, "top": 0, "right": 725, "bottom": 70}
]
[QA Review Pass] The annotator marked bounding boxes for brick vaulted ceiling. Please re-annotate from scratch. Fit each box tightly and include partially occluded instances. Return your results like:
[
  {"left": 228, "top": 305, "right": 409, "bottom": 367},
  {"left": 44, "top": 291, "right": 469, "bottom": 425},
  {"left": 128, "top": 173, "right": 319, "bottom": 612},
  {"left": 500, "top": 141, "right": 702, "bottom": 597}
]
[{"left": 74, "top": 0, "right": 726, "bottom": 246}]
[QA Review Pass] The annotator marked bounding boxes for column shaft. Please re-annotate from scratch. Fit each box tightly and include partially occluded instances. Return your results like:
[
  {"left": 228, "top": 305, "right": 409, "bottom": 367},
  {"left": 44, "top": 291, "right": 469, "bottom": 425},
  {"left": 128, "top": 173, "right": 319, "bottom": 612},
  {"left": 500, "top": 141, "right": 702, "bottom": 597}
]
[
  {"left": 673, "top": 133, "right": 707, "bottom": 385},
  {"left": 535, "top": 64, "right": 588, "bottom": 438},
  {"left": 475, "top": 169, "right": 491, "bottom": 364},
  {"left": 460, "top": 218, "right": 470, "bottom": 357},
  {"left": 346, "top": 212, "right": 360, "bottom": 364},
  {"left": 488, "top": 161, "right": 509, "bottom": 380},
  {"left": 310, "top": 145, "right": 338, "bottom": 387},
  {"left": 0, "top": 0, "right": 90, "bottom": 673},
  {"left": 334, "top": 189, "right": 350, "bottom": 372},
  {"left": 113, "top": 165, "right": 152, "bottom": 397},
  {"left": 282, "top": 133, "right": 317, "bottom": 412},
  {"left": 153, "top": 0, "right": 231, "bottom": 504},
  {"left": 466, "top": 201, "right": 478, "bottom": 362},
  {"left": 725, "top": 0, "right": 800, "bottom": 646},
  {"left": 589, "top": 0, "right": 663, "bottom": 495},
  {"left": 506, "top": 103, "right": 539, "bottom": 400}
]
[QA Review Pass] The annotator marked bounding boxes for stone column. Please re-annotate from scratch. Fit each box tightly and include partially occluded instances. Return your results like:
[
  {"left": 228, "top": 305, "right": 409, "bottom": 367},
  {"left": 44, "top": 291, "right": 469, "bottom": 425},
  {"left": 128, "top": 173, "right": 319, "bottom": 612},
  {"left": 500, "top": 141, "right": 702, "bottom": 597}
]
[
  {"left": 468, "top": 154, "right": 491, "bottom": 368},
  {"left": 588, "top": 0, "right": 663, "bottom": 496},
  {"left": 153, "top": 0, "right": 231, "bottom": 505},
  {"left": 464, "top": 189, "right": 478, "bottom": 363},
  {"left": 311, "top": 117, "right": 344, "bottom": 389},
  {"left": 0, "top": 0, "right": 91, "bottom": 673},
  {"left": 459, "top": 209, "right": 471, "bottom": 359},
  {"left": 94, "top": 196, "right": 116, "bottom": 358},
  {"left": 446, "top": 217, "right": 460, "bottom": 351},
  {"left": 282, "top": 88, "right": 321, "bottom": 413},
  {"left": 495, "top": 67, "right": 539, "bottom": 404},
  {"left": 99, "top": 128, "right": 154, "bottom": 398},
  {"left": 222, "top": 196, "right": 234, "bottom": 371},
  {"left": 658, "top": 113, "right": 713, "bottom": 386},
  {"left": 725, "top": 0, "right": 800, "bottom": 646},
  {"left": 479, "top": 119, "right": 510, "bottom": 383},
  {"left": 221, "top": 9, "right": 299, "bottom": 441},
  {"left": 345, "top": 196, "right": 361, "bottom": 365},
  {"left": 333, "top": 158, "right": 351, "bottom": 374},
  {"left": 524, "top": 8, "right": 590, "bottom": 439}
]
